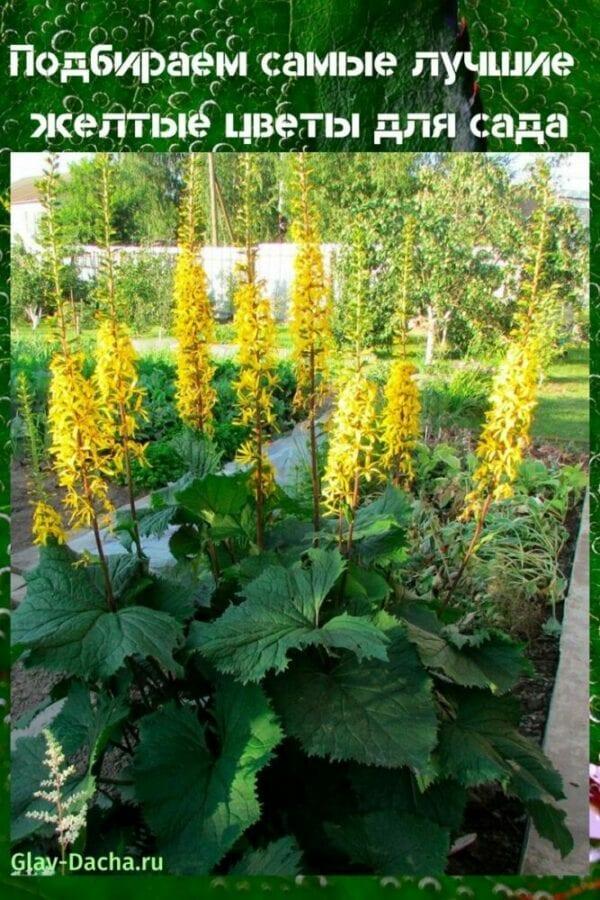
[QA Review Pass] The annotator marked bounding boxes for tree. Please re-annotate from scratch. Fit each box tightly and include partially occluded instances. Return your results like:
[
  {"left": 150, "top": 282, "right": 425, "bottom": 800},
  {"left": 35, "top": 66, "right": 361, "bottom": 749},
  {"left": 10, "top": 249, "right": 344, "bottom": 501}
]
[
  {"left": 416, "top": 155, "right": 524, "bottom": 363},
  {"left": 56, "top": 155, "right": 184, "bottom": 245}
]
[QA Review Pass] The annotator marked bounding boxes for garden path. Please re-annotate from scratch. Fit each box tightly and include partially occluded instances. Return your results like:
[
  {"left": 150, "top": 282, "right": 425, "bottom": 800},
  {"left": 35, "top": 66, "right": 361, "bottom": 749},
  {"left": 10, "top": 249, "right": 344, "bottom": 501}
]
[{"left": 10, "top": 416, "right": 323, "bottom": 598}]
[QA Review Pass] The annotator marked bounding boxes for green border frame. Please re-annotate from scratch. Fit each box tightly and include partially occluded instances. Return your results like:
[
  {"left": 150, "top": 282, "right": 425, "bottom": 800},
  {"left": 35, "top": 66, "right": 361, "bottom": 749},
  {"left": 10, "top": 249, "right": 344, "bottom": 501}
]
[{"left": 0, "top": 1, "right": 597, "bottom": 896}]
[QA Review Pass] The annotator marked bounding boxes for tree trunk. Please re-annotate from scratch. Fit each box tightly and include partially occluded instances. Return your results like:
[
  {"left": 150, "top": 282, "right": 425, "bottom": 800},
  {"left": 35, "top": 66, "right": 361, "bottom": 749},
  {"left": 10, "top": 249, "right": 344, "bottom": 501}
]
[{"left": 425, "top": 304, "right": 436, "bottom": 366}]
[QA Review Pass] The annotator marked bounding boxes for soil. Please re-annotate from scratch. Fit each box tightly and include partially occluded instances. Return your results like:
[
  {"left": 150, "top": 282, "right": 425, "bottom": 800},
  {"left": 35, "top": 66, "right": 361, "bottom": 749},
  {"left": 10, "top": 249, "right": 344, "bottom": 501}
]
[{"left": 11, "top": 460, "right": 142, "bottom": 554}]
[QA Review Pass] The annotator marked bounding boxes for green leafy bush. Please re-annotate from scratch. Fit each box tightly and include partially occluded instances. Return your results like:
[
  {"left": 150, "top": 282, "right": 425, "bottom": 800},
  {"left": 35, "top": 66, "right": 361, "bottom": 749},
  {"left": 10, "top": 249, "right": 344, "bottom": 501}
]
[
  {"left": 114, "top": 251, "right": 175, "bottom": 334},
  {"left": 11, "top": 470, "right": 573, "bottom": 875}
]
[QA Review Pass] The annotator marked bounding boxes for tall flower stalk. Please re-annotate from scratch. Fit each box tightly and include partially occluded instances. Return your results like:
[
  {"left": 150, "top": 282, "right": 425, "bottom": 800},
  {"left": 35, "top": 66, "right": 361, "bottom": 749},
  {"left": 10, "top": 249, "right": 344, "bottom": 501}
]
[
  {"left": 40, "top": 155, "right": 115, "bottom": 607},
  {"left": 234, "top": 154, "right": 276, "bottom": 549},
  {"left": 512, "top": 161, "right": 559, "bottom": 366},
  {"left": 16, "top": 372, "right": 65, "bottom": 546},
  {"left": 290, "top": 152, "right": 331, "bottom": 532},
  {"left": 26, "top": 730, "right": 89, "bottom": 869},
  {"left": 381, "top": 216, "right": 420, "bottom": 486},
  {"left": 94, "top": 153, "right": 146, "bottom": 559},
  {"left": 381, "top": 360, "right": 421, "bottom": 487},
  {"left": 395, "top": 215, "right": 416, "bottom": 356},
  {"left": 322, "top": 370, "right": 379, "bottom": 553},
  {"left": 173, "top": 154, "right": 216, "bottom": 433},
  {"left": 446, "top": 171, "right": 559, "bottom": 601}
]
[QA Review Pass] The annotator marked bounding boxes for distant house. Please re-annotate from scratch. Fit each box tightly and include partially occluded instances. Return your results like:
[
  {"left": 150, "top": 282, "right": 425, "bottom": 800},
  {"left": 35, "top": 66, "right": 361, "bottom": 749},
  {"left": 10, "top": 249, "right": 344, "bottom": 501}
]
[{"left": 11, "top": 176, "right": 43, "bottom": 250}]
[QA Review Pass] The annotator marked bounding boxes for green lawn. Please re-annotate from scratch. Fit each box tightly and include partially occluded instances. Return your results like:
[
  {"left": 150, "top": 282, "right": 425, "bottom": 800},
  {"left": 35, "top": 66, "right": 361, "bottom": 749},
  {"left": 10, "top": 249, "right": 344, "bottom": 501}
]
[{"left": 533, "top": 346, "right": 589, "bottom": 447}]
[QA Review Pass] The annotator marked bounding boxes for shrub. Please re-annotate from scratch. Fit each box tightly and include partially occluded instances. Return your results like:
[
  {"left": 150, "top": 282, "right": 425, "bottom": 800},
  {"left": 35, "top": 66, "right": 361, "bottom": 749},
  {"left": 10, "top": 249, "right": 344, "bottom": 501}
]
[{"left": 115, "top": 251, "right": 175, "bottom": 334}]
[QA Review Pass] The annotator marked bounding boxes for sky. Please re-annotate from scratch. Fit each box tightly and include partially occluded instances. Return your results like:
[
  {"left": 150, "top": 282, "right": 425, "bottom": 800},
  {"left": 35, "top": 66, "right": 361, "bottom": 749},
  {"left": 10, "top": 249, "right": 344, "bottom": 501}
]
[{"left": 11, "top": 150, "right": 590, "bottom": 198}]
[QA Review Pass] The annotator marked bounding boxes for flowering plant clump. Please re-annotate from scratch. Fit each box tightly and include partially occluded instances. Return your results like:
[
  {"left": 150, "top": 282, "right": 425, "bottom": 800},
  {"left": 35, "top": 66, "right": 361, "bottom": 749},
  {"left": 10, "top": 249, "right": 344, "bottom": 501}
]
[
  {"left": 173, "top": 154, "right": 217, "bottom": 433},
  {"left": 11, "top": 152, "right": 579, "bottom": 878}
]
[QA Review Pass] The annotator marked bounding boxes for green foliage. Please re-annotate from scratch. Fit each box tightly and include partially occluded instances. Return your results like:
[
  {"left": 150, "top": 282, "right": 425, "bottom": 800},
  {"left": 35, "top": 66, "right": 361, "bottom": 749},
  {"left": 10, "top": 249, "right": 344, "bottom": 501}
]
[
  {"left": 421, "top": 364, "right": 493, "bottom": 437},
  {"left": 56, "top": 155, "right": 183, "bottom": 245},
  {"left": 190, "top": 549, "right": 389, "bottom": 682},
  {"left": 133, "top": 680, "right": 282, "bottom": 874},
  {"left": 114, "top": 251, "right": 175, "bottom": 334},
  {"left": 12, "top": 544, "right": 184, "bottom": 680},
  {"left": 11, "top": 238, "right": 92, "bottom": 327},
  {"left": 11, "top": 412, "right": 574, "bottom": 874}
]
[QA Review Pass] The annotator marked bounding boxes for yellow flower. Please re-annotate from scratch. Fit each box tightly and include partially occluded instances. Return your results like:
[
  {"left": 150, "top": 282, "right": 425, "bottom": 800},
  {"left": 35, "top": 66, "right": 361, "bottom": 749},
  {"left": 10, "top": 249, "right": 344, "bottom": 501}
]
[
  {"left": 464, "top": 339, "right": 541, "bottom": 518},
  {"left": 290, "top": 154, "right": 331, "bottom": 414},
  {"left": 48, "top": 349, "right": 113, "bottom": 530},
  {"left": 322, "top": 371, "right": 380, "bottom": 518},
  {"left": 233, "top": 278, "right": 277, "bottom": 476},
  {"left": 381, "top": 360, "right": 421, "bottom": 485},
  {"left": 32, "top": 501, "right": 65, "bottom": 546},
  {"left": 95, "top": 319, "right": 147, "bottom": 473},
  {"left": 173, "top": 155, "right": 216, "bottom": 433}
]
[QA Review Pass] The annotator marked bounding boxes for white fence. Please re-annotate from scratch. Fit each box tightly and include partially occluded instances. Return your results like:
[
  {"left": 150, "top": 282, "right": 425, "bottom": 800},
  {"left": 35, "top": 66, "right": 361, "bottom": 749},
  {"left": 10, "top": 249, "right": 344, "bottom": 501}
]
[{"left": 75, "top": 242, "right": 340, "bottom": 321}]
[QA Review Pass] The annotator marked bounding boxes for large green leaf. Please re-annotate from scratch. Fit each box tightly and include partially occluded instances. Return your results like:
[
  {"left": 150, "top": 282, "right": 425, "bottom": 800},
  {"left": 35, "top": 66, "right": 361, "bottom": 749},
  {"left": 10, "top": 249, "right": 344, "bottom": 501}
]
[
  {"left": 190, "top": 549, "right": 389, "bottom": 682},
  {"left": 13, "top": 544, "right": 183, "bottom": 680},
  {"left": 438, "top": 687, "right": 571, "bottom": 855},
  {"left": 525, "top": 799, "right": 573, "bottom": 859},
  {"left": 438, "top": 688, "right": 564, "bottom": 799},
  {"left": 402, "top": 606, "right": 531, "bottom": 693},
  {"left": 349, "top": 767, "right": 468, "bottom": 835},
  {"left": 230, "top": 836, "right": 303, "bottom": 875},
  {"left": 11, "top": 734, "right": 52, "bottom": 843},
  {"left": 133, "top": 679, "right": 283, "bottom": 874},
  {"left": 352, "top": 485, "right": 413, "bottom": 539},
  {"left": 268, "top": 616, "right": 437, "bottom": 769},
  {"left": 325, "top": 810, "right": 450, "bottom": 874},
  {"left": 351, "top": 485, "right": 412, "bottom": 565},
  {"left": 175, "top": 472, "right": 254, "bottom": 540},
  {"left": 51, "top": 681, "right": 129, "bottom": 768}
]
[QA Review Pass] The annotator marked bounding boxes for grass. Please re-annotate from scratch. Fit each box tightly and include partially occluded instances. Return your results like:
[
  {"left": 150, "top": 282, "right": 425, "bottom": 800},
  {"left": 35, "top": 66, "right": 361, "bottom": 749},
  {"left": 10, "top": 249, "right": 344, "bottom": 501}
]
[{"left": 533, "top": 345, "right": 589, "bottom": 447}]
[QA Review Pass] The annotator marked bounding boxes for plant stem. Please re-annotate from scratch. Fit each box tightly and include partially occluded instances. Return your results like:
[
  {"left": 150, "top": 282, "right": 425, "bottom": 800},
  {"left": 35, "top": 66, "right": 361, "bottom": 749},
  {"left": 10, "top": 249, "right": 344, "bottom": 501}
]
[
  {"left": 443, "top": 495, "right": 492, "bottom": 604},
  {"left": 345, "top": 469, "right": 361, "bottom": 556},
  {"left": 255, "top": 397, "right": 265, "bottom": 550},
  {"left": 309, "top": 347, "right": 321, "bottom": 537}
]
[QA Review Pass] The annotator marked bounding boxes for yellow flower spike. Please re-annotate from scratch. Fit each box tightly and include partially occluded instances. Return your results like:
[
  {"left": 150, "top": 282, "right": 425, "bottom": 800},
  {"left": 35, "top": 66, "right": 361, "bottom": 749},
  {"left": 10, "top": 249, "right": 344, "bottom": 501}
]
[
  {"left": 173, "top": 154, "right": 216, "bottom": 433},
  {"left": 233, "top": 154, "right": 277, "bottom": 548},
  {"left": 290, "top": 154, "right": 331, "bottom": 413},
  {"left": 95, "top": 319, "right": 147, "bottom": 473},
  {"left": 463, "top": 339, "right": 542, "bottom": 519},
  {"left": 32, "top": 501, "right": 65, "bottom": 546},
  {"left": 289, "top": 153, "right": 332, "bottom": 532},
  {"left": 322, "top": 370, "right": 380, "bottom": 532},
  {"left": 94, "top": 154, "right": 147, "bottom": 560},
  {"left": 381, "top": 360, "right": 421, "bottom": 486},
  {"left": 48, "top": 349, "right": 114, "bottom": 531}
]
